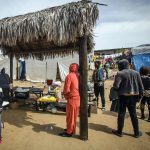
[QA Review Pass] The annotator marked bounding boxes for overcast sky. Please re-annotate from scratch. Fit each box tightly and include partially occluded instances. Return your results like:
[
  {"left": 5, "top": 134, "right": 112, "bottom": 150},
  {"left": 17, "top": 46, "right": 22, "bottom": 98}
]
[{"left": 0, "top": 0, "right": 150, "bottom": 50}]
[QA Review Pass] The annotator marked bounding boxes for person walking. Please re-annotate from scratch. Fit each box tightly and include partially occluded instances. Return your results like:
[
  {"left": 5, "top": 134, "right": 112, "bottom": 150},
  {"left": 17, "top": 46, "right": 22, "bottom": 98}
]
[
  {"left": 92, "top": 61, "right": 105, "bottom": 110},
  {"left": 139, "top": 66, "right": 150, "bottom": 122},
  {"left": 59, "top": 63, "right": 80, "bottom": 137},
  {"left": 112, "top": 59, "right": 144, "bottom": 138}
]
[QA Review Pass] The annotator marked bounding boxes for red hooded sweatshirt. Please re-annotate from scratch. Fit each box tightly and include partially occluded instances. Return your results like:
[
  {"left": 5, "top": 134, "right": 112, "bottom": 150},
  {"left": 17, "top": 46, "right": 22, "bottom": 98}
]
[
  {"left": 64, "top": 63, "right": 80, "bottom": 99},
  {"left": 63, "top": 63, "right": 80, "bottom": 134}
]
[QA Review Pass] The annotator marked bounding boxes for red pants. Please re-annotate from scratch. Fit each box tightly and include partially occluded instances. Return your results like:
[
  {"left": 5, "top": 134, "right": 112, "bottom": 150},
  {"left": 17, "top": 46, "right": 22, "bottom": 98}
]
[{"left": 66, "top": 96, "right": 80, "bottom": 134}]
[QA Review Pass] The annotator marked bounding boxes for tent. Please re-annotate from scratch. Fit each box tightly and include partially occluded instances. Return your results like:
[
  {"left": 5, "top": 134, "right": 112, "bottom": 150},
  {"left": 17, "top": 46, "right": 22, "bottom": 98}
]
[
  {"left": 0, "top": 53, "right": 10, "bottom": 73},
  {"left": 57, "top": 62, "right": 69, "bottom": 82},
  {"left": 131, "top": 44, "right": 150, "bottom": 71},
  {"left": 0, "top": 50, "right": 78, "bottom": 82},
  {"left": 25, "top": 54, "right": 78, "bottom": 82},
  {"left": 0, "top": 51, "right": 17, "bottom": 79}
]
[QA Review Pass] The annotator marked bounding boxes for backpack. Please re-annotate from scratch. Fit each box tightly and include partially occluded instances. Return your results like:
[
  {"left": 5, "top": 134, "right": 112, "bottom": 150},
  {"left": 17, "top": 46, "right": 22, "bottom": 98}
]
[
  {"left": 109, "top": 87, "right": 118, "bottom": 101},
  {"left": 93, "top": 68, "right": 104, "bottom": 83}
]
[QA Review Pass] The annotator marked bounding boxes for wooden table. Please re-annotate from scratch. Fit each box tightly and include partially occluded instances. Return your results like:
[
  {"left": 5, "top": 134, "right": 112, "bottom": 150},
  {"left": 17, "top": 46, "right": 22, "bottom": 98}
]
[
  {"left": 30, "top": 87, "right": 43, "bottom": 98},
  {"left": 87, "top": 91, "right": 94, "bottom": 117}
]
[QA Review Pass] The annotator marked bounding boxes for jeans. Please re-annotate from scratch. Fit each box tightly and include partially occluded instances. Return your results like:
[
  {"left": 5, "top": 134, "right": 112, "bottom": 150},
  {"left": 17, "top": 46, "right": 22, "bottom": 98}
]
[{"left": 117, "top": 95, "right": 140, "bottom": 135}]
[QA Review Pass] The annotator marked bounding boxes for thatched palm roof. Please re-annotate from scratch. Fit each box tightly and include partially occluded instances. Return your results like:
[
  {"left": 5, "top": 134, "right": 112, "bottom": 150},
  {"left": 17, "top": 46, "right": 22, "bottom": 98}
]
[{"left": 0, "top": 1, "right": 99, "bottom": 58}]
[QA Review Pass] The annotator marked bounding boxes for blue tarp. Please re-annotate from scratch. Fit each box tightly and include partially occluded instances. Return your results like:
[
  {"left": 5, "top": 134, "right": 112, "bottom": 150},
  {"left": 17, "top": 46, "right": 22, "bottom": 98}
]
[{"left": 132, "top": 54, "right": 150, "bottom": 71}]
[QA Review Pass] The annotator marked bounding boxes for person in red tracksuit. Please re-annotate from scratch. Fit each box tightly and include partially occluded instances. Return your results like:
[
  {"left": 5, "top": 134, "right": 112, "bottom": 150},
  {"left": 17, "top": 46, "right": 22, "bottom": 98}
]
[{"left": 59, "top": 63, "right": 80, "bottom": 137}]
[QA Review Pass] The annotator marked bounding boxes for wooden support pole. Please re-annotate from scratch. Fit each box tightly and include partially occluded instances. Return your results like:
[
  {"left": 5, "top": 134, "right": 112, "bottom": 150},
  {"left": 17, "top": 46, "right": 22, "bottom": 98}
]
[
  {"left": 16, "top": 59, "right": 19, "bottom": 80},
  {"left": 10, "top": 53, "right": 13, "bottom": 83},
  {"left": 79, "top": 35, "right": 88, "bottom": 140},
  {"left": 10, "top": 52, "right": 13, "bottom": 100}
]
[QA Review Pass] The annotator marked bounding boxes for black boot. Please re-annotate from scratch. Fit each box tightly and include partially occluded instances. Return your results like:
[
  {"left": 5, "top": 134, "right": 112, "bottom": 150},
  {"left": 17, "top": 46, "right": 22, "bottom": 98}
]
[
  {"left": 59, "top": 132, "right": 72, "bottom": 137},
  {"left": 134, "top": 131, "right": 142, "bottom": 138},
  {"left": 112, "top": 129, "right": 123, "bottom": 137},
  {"left": 140, "top": 115, "right": 145, "bottom": 119},
  {"left": 140, "top": 109, "right": 145, "bottom": 119}
]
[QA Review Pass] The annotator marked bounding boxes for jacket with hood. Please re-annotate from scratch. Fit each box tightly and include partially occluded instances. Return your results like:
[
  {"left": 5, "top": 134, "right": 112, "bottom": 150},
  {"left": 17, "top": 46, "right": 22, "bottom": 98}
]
[
  {"left": 63, "top": 63, "right": 80, "bottom": 99},
  {"left": 0, "top": 68, "right": 10, "bottom": 88},
  {"left": 113, "top": 59, "right": 144, "bottom": 96}
]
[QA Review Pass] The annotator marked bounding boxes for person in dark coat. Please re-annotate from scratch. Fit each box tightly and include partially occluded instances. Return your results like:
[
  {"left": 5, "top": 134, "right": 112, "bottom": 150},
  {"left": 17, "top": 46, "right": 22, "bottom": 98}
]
[
  {"left": 112, "top": 59, "right": 144, "bottom": 138},
  {"left": 0, "top": 68, "right": 10, "bottom": 101},
  {"left": 139, "top": 66, "right": 150, "bottom": 122}
]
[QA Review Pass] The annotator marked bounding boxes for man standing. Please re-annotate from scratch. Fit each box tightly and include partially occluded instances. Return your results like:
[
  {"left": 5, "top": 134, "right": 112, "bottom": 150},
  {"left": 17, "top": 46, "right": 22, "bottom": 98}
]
[
  {"left": 92, "top": 61, "right": 105, "bottom": 110},
  {"left": 112, "top": 59, "right": 144, "bottom": 138},
  {"left": 0, "top": 68, "right": 10, "bottom": 101},
  {"left": 59, "top": 63, "right": 80, "bottom": 137}
]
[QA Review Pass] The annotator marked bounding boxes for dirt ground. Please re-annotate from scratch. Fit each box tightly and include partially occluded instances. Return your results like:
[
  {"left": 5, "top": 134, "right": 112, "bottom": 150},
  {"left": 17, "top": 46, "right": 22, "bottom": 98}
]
[{"left": 1, "top": 79, "right": 150, "bottom": 150}]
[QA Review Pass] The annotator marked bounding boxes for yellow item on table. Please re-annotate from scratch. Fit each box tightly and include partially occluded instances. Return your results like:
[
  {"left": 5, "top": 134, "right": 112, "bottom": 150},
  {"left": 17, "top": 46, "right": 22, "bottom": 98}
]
[
  {"left": 54, "top": 87, "right": 60, "bottom": 93},
  {"left": 38, "top": 95, "right": 57, "bottom": 102}
]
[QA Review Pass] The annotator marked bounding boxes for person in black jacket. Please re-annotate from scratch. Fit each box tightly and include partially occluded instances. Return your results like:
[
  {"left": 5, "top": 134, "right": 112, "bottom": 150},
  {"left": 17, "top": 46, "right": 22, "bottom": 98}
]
[
  {"left": 112, "top": 59, "right": 144, "bottom": 138},
  {"left": 0, "top": 68, "right": 10, "bottom": 101},
  {"left": 139, "top": 66, "right": 150, "bottom": 122}
]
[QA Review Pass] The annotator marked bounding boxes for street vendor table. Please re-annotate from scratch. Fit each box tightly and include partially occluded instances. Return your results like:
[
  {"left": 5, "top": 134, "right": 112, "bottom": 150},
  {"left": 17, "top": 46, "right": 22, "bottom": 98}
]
[
  {"left": 48, "top": 91, "right": 55, "bottom": 96},
  {"left": 30, "top": 87, "right": 43, "bottom": 98},
  {"left": 15, "top": 87, "right": 30, "bottom": 99},
  {"left": 34, "top": 93, "right": 94, "bottom": 116},
  {"left": 11, "top": 87, "right": 43, "bottom": 99},
  {"left": 88, "top": 91, "right": 94, "bottom": 117}
]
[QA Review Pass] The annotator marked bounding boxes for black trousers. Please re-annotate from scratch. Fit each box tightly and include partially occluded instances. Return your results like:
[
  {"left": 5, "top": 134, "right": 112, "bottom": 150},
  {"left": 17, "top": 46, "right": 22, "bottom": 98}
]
[
  {"left": 140, "top": 96, "right": 150, "bottom": 117},
  {"left": 117, "top": 95, "right": 139, "bottom": 135},
  {"left": 141, "top": 96, "right": 150, "bottom": 105},
  {"left": 104, "top": 68, "right": 109, "bottom": 79},
  {"left": 2, "top": 88, "right": 10, "bottom": 101},
  {"left": 94, "top": 83, "right": 105, "bottom": 107}
]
